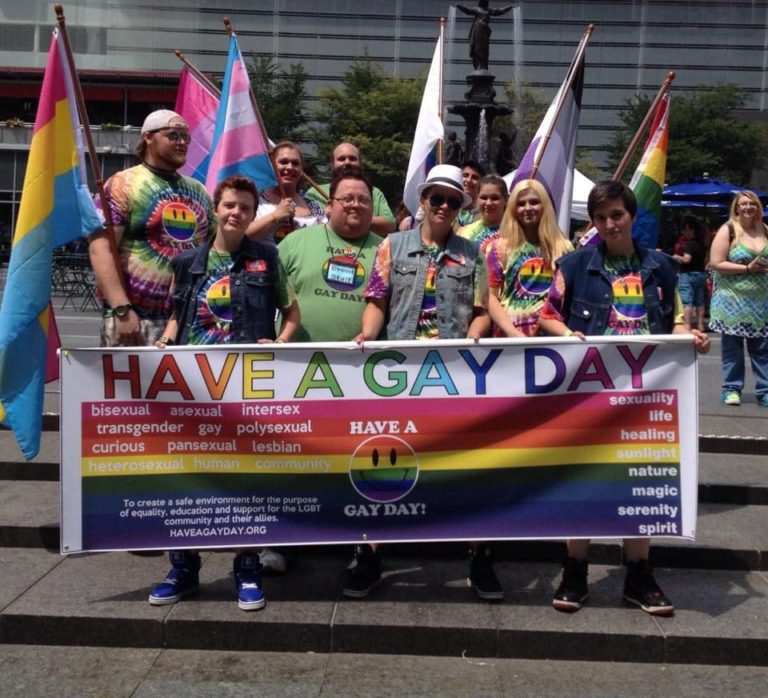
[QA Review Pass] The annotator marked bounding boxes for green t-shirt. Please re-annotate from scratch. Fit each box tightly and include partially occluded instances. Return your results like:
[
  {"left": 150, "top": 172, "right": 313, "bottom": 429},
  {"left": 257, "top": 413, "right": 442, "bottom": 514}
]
[
  {"left": 278, "top": 223, "right": 383, "bottom": 341},
  {"left": 305, "top": 183, "right": 395, "bottom": 227}
]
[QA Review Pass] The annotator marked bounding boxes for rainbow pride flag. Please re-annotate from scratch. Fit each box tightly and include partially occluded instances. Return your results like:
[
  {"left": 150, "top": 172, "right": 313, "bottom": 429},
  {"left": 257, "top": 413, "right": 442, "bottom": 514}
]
[
  {"left": 175, "top": 64, "right": 220, "bottom": 185},
  {"left": 629, "top": 94, "right": 670, "bottom": 248},
  {"left": 0, "top": 29, "right": 102, "bottom": 459},
  {"left": 205, "top": 33, "right": 276, "bottom": 193}
]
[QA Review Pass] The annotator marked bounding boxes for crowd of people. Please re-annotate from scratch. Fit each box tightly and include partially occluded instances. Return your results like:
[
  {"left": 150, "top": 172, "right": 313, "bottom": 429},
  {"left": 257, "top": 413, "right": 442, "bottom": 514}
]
[{"left": 91, "top": 106, "right": 768, "bottom": 619}]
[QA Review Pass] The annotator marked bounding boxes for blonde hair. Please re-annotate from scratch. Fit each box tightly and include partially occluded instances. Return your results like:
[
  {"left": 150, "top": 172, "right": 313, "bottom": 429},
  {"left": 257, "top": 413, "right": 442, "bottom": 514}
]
[
  {"left": 728, "top": 190, "right": 767, "bottom": 247},
  {"left": 497, "top": 179, "right": 570, "bottom": 264}
]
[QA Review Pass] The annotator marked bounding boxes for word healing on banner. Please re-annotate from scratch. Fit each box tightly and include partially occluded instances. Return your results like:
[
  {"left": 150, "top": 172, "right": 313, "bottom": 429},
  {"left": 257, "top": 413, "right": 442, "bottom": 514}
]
[{"left": 59, "top": 338, "right": 699, "bottom": 553}]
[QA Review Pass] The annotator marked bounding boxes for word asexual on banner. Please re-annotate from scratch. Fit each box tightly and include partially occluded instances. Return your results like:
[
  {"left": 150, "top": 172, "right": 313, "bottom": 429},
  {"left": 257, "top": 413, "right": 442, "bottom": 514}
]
[{"left": 60, "top": 338, "right": 699, "bottom": 553}]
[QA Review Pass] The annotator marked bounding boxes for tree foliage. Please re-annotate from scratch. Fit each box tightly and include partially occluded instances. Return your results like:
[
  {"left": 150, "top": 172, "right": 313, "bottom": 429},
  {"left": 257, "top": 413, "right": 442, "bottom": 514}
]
[
  {"left": 247, "top": 55, "right": 309, "bottom": 143},
  {"left": 607, "top": 83, "right": 768, "bottom": 186},
  {"left": 308, "top": 58, "right": 424, "bottom": 205}
]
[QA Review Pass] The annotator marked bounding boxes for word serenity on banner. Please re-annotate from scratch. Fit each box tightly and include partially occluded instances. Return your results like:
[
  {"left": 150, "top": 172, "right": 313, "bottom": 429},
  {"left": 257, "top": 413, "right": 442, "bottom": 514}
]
[{"left": 59, "top": 338, "right": 699, "bottom": 554}]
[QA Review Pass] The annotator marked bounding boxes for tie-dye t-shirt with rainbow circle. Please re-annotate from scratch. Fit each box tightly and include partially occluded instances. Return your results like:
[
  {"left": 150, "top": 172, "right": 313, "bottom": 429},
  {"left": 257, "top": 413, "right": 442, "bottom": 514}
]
[
  {"left": 187, "top": 251, "right": 234, "bottom": 345},
  {"left": 486, "top": 239, "right": 570, "bottom": 337},
  {"left": 102, "top": 165, "right": 214, "bottom": 319},
  {"left": 542, "top": 253, "right": 654, "bottom": 336}
]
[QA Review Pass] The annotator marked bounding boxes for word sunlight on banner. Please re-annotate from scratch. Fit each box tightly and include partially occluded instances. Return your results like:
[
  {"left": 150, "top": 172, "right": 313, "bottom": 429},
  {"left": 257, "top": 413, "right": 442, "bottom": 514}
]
[{"left": 59, "top": 337, "right": 699, "bottom": 554}]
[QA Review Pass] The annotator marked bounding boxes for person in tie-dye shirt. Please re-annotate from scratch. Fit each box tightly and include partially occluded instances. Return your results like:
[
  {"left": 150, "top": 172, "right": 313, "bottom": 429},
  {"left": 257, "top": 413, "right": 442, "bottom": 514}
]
[
  {"left": 539, "top": 180, "right": 710, "bottom": 617},
  {"left": 484, "top": 178, "right": 572, "bottom": 338},
  {"left": 346, "top": 165, "right": 500, "bottom": 604},
  {"left": 89, "top": 109, "right": 214, "bottom": 347},
  {"left": 148, "top": 176, "right": 297, "bottom": 614}
]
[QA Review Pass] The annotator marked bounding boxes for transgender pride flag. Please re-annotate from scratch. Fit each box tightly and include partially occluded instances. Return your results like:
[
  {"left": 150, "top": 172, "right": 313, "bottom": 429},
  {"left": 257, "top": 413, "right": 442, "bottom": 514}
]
[
  {"left": 175, "top": 65, "right": 219, "bottom": 185},
  {"left": 0, "top": 29, "right": 101, "bottom": 459},
  {"left": 205, "top": 33, "right": 276, "bottom": 193}
]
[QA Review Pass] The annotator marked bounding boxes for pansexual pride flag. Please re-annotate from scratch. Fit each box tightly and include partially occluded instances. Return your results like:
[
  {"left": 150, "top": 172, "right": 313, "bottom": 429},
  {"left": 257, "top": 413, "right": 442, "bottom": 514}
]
[
  {"left": 205, "top": 33, "right": 276, "bottom": 193},
  {"left": 0, "top": 29, "right": 101, "bottom": 459},
  {"left": 175, "top": 65, "right": 220, "bottom": 185},
  {"left": 628, "top": 94, "right": 670, "bottom": 249}
]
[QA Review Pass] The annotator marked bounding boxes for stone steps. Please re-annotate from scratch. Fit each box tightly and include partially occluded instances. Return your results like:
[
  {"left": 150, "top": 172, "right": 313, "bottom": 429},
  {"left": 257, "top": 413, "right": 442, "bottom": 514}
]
[{"left": 0, "top": 549, "right": 766, "bottom": 665}]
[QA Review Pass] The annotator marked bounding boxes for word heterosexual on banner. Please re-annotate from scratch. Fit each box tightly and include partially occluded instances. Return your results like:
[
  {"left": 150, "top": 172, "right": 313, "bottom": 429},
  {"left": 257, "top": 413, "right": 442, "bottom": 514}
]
[{"left": 60, "top": 338, "right": 699, "bottom": 554}]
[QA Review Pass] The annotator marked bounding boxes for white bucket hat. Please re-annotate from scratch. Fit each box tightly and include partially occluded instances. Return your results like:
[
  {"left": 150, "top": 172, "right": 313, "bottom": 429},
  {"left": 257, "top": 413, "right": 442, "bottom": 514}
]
[{"left": 416, "top": 164, "right": 473, "bottom": 208}]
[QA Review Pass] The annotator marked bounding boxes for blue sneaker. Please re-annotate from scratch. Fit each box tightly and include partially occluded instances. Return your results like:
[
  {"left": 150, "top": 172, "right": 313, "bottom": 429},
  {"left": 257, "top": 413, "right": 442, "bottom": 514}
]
[
  {"left": 758, "top": 395, "right": 768, "bottom": 407},
  {"left": 234, "top": 553, "right": 266, "bottom": 611},
  {"left": 722, "top": 390, "right": 741, "bottom": 406},
  {"left": 148, "top": 551, "right": 200, "bottom": 606}
]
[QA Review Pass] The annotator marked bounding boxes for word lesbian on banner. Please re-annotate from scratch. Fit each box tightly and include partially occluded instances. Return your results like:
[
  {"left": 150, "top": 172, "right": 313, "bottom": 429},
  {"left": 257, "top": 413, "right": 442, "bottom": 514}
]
[{"left": 60, "top": 338, "right": 699, "bottom": 553}]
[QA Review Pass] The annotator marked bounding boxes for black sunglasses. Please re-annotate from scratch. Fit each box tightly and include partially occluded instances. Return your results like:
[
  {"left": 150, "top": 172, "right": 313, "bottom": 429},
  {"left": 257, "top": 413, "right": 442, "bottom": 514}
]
[{"left": 428, "top": 193, "right": 463, "bottom": 211}]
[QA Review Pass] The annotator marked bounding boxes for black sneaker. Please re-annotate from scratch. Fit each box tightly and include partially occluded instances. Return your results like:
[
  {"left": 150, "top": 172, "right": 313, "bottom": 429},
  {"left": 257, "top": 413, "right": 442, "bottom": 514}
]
[
  {"left": 552, "top": 557, "right": 589, "bottom": 612},
  {"left": 623, "top": 559, "right": 674, "bottom": 616},
  {"left": 468, "top": 546, "right": 504, "bottom": 601},
  {"left": 342, "top": 545, "right": 382, "bottom": 598}
]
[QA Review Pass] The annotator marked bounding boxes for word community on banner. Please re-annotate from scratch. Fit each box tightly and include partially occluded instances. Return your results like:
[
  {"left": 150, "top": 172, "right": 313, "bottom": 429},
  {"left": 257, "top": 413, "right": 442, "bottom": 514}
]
[{"left": 59, "top": 338, "right": 699, "bottom": 553}]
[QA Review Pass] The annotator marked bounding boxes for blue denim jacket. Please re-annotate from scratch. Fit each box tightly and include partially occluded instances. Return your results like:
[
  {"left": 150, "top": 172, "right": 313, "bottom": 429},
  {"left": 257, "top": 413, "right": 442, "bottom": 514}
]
[
  {"left": 555, "top": 243, "right": 678, "bottom": 335},
  {"left": 384, "top": 227, "right": 481, "bottom": 340},
  {"left": 170, "top": 236, "right": 279, "bottom": 344}
]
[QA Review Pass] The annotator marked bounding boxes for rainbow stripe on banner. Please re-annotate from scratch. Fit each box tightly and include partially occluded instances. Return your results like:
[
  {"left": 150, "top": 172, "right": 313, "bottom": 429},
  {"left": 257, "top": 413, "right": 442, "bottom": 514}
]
[
  {"left": 629, "top": 94, "right": 670, "bottom": 249},
  {"left": 205, "top": 33, "right": 277, "bottom": 193},
  {"left": 175, "top": 65, "right": 219, "bottom": 185},
  {"left": 0, "top": 29, "right": 102, "bottom": 460}
]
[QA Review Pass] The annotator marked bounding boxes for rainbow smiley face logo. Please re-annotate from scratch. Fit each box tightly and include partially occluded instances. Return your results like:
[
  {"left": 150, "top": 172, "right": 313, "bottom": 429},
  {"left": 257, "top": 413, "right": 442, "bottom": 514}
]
[
  {"left": 349, "top": 436, "right": 419, "bottom": 503},
  {"left": 516, "top": 256, "right": 552, "bottom": 297},
  {"left": 206, "top": 276, "right": 232, "bottom": 322},
  {"left": 611, "top": 273, "right": 645, "bottom": 319},
  {"left": 161, "top": 201, "right": 198, "bottom": 243}
]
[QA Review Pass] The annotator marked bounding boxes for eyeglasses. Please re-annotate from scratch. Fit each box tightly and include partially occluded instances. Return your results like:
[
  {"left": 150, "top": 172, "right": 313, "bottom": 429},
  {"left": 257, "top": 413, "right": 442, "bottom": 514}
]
[
  {"left": 157, "top": 129, "right": 192, "bottom": 144},
  {"left": 333, "top": 195, "right": 372, "bottom": 207},
  {"left": 428, "top": 193, "right": 463, "bottom": 211}
]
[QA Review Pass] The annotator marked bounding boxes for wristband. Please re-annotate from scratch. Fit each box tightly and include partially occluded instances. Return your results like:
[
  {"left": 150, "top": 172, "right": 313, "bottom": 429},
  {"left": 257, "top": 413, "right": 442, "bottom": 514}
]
[
  {"left": 158, "top": 335, "right": 173, "bottom": 346},
  {"left": 563, "top": 330, "right": 574, "bottom": 337}
]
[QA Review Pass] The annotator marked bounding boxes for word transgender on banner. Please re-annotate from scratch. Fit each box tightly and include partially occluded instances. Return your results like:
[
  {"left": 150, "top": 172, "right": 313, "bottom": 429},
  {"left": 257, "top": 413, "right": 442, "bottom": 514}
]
[{"left": 59, "top": 338, "right": 700, "bottom": 553}]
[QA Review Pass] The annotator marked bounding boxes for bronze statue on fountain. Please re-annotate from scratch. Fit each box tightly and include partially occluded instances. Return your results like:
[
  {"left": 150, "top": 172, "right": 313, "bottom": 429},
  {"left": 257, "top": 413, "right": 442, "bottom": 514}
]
[{"left": 449, "top": 1, "right": 516, "bottom": 171}]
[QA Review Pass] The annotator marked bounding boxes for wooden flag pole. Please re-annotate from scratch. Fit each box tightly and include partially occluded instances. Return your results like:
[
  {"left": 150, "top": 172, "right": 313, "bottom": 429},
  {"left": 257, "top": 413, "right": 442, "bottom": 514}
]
[
  {"left": 613, "top": 70, "right": 676, "bottom": 181},
  {"left": 530, "top": 23, "right": 594, "bottom": 181},
  {"left": 174, "top": 50, "right": 220, "bottom": 96},
  {"left": 54, "top": 4, "right": 125, "bottom": 293}
]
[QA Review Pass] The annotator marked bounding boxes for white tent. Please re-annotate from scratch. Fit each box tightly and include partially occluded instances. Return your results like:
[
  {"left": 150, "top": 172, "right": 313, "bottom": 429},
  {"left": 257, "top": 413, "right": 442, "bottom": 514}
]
[{"left": 502, "top": 168, "right": 594, "bottom": 222}]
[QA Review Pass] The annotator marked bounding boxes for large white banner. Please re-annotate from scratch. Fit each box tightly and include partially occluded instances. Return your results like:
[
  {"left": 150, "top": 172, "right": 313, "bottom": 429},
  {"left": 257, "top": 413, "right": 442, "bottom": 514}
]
[{"left": 60, "top": 337, "right": 699, "bottom": 554}]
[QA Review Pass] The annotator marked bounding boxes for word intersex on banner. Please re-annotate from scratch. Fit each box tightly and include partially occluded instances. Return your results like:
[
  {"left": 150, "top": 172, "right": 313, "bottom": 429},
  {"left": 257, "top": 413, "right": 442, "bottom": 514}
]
[{"left": 60, "top": 337, "right": 699, "bottom": 554}]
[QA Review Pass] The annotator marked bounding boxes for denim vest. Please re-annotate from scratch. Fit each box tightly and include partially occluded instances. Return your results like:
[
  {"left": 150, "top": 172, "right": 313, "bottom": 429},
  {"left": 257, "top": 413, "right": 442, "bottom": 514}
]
[
  {"left": 384, "top": 228, "right": 481, "bottom": 340},
  {"left": 556, "top": 243, "right": 678, "bottom": 335},
  {"left": 171, "top": 236, "right": 279, "bottom": 344}
]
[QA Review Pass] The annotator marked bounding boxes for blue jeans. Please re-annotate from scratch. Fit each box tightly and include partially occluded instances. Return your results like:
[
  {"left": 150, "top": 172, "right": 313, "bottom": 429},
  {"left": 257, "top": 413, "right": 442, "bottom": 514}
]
[{"left": 721, "top": 333, "right": 768, "bottom": 398}]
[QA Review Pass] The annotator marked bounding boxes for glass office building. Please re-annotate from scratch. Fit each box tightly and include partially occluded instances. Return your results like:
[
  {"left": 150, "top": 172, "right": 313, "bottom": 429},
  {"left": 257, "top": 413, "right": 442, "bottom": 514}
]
[{"left": 1, "top": 0, "right": 767, "bottom": 236}]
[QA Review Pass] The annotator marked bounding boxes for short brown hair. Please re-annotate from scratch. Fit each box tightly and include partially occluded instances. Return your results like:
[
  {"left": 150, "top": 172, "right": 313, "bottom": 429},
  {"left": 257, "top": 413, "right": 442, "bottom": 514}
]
[
  {"left": 329, "top": 166, "right": 373, "bottom": 199},
  {"left": 213, "top": 176, "right": 259, "bottom": 209},
  {"left": 587, "top": 180, "right": 637, "bottom": 219}
]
